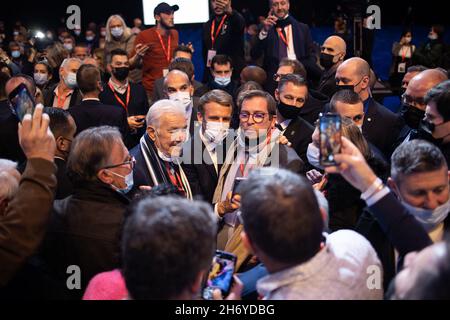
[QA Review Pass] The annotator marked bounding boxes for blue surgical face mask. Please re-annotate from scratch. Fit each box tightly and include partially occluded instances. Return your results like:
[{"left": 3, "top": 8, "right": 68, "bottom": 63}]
[
  {"left": 401, "top": 199, "right": 450, "bottom": 232},
  {"left": 64, "top": 72, "right": 78, "bottom": 89},
  {"left": 214, "top": 76, "right": 231, "bottom": 87},
  {"left": 108, "top": 170, "right": 134, "bottom": 194},
  {"left": 111, "top": 27, "right": 124, "bottom": 38},
  {"left": 11, "top": 50, "right": 21, "bottom": 58}
]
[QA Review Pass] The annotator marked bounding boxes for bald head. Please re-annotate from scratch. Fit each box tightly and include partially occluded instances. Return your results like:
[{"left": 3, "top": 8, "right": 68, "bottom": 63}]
[
  {"left": 405, "top": 69, "right": 448, "bottom": 110},
  {"left": 83, "top": 57, "right": 99, "bottom": 68},
  {"left": 335, "top": 58, "right": 371, "bottom": 100},
  {"left": 322, "top": 36, "right": 347, "bottom": 55},
  {"left": 240, "top": 66, "right": 267, "bottom": 87},
  {"left": 164, "top": 70, "right": 193, "bottom": 97}
]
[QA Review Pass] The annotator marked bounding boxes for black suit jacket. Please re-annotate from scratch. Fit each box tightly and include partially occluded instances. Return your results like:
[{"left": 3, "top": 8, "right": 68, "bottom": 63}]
[
  {"left": 251, "top": 16, "right": 322, "bottom": 85},
  {"left": 317, "top": 64, "right": 339, "bottom": 99},
  {"left": 99, "top": 82, "right": 150, "bottom": 149},
  {"left": 182, "top": 128, "right": 231, "bottom": 204},
  {"left": 43, "top": 83, "right": 82, "bottom": 109},
  {"left": 0, "top": 100, "right": 25, "bottom": 164},
  {"left": 362, "top": 98, "right": 405, "bottom": 157},
  {"left": 299, "top": 90, "right": 329, "bottom": 126},
  {"left": 283, "top": 116, "right": 314, "bottom": 166},
  {"left": 69, "top": 100, "right": 129, "bottom": 139},
  {"left": 54, "top": 157, "right": 73, "bottom": 200}
]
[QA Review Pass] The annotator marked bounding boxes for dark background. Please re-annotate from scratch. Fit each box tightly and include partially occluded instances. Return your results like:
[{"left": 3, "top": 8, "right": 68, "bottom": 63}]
[{"left": 0, "top": 0, "right": 446, "bottom": 30}]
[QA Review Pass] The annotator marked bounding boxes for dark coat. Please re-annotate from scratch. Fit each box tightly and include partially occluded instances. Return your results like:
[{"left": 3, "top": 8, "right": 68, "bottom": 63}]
[
  {"left": 69, "top": 99, "right": 129, "bottom": 139},
  {"left": 282, "top": 116, "right": 314, "bottom": 166},
  {"left": 299, "top": 90, "right": 329, "bottom": 127},
  {"left": 43, "top": 82, "right": 82, "bottom": 109},
  {"left": 0, "top": 100, "right": 25, "bottom": 164},
  {"left": 40, "top": 180, "right": 129, "bottom": 298}
]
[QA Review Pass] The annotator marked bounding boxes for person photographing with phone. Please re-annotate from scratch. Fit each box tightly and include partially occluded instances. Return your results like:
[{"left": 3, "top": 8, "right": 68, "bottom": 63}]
[
  {"left": 202, "top": 0, "right": 246, "bottom": 81},
  {"left": 251, "top": 0, "right": 322, "bottom": 91},
  {"left": 100, "top": 49, "right": 150, "bottom": 149}
]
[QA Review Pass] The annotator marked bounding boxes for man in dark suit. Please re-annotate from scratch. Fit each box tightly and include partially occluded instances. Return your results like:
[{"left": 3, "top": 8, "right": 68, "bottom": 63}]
[
  {"left": 182, "top": 89, "right": 234, "bottom": 204},
  {"left": 43, "top": 58, "right": 82, "bottom": 110},
  {"left": 43, "top": 107, "right": 77, "bottom": 200},
  {"left": 273, "top": 74, "right": 314, "bottom": 167},
  {"left": 317, "top": 36, "right": 347, "bottom": 99},
  {"left": 251, "top": 0, "right": 322, "bottom": 91},
  {"left": 100, "top": 49, "right": 150, "bottom": 150},
  {"left": 335, "top": 57, "right": 405, "bottom": 157},
  {"left": 202, "top": 0, "right": 246, "bottom": 81},
  {"left": 273, "top": 58, "right": 328, "bottom": 126},
  {"left": 69, "top": 64, "right": 128, "bottom": 139}
]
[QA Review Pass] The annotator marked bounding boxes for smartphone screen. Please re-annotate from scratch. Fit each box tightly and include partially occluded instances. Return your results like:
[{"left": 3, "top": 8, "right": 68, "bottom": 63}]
[
  {"left": 319, "top": 113, "right": 342, "bottom": 167},
  {"left": 232, "top": 177, "right": 246, "bottom": 198},
  {"left": 202, "top": 251, "right": 236, "bottom": 300},
  {"left": 9, "top": 84, "right": 35, "bottom": 122}
]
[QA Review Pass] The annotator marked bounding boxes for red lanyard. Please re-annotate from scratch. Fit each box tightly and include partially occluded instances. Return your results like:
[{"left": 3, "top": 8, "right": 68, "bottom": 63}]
[
  {"left": 156, "top": 31, "right": 172, "bottom": 63},
  {"left": 165, "top": 162, "right": 185, "bottom": 193},
  {"left": 277, "top": 27, "right": 290, "bottom": 47},
  {"left": 239, "top": 129, "right": 273, "bottom": 177},
  {"left": 211, "top": 15, "right": 227, "bottom": 49},
  {"left": 401, "top": 46, "right": 410, "bottom": 62},
  {"left": 108, "top": 82, "right": 130, "bottom": 112},
  {"left": 56, "top": 91, "right": 71, "bottom": 108}
]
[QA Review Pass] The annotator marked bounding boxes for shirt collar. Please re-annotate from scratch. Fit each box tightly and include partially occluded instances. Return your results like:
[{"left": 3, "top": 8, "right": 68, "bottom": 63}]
[
  {"left": 109, "top": 78, "right": 129, "bottom": 94},
  {"left": 54, "top": 86, "right": 73, "bottom": 97}
]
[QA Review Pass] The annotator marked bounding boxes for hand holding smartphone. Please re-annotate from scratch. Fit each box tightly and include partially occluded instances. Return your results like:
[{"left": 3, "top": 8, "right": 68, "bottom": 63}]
[
  {"left": 319, "top": 113, "right": 342, "bottom": 167},
  {"left": 202, "top": 251, "right": 237, "bottom": 300}
]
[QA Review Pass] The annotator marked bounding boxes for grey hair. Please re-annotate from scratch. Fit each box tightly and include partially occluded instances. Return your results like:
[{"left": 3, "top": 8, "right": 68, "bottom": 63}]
[
  {"left": 146, "top": 99, "right": 186, "bottom": 129},
  {"left": 60, "top": 57, "right": 82, "bottom": 71},
  {"left": 391, "top": 140, "right": 448, "bottom": 184},
  {"left": 105, "top": 14, "right": 132, "bottom": 43},
  {"left": 67, "top": 126, "right": 123, "bottom": 183},
  {"left": 0, "top": 159, "right": 19, "bottom": 201}
]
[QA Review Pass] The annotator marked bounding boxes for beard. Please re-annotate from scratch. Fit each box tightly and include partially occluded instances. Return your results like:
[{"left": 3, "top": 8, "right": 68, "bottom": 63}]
[{"left": 160, "top": 19, "right": 175, "bottom": 29}]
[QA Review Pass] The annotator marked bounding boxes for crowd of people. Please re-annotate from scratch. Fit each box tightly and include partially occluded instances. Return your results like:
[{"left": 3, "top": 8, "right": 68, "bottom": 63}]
[{"left": 1, "top": 0, "right": 450, "bottom": 300}]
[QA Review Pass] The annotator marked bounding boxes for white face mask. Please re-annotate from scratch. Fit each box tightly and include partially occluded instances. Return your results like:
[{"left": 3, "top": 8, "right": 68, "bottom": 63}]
[
  {"left": 214, "top": 76, "right": 231, "bottom": 87},
  {"left": 401, "top": 199, "right": 450, "bottom": 232},
  {"left": 168, "top": 91, "right": 192, "bottom": 109},
  {"left": 64, "top": 72, "right": 78, "bottom": 89},
  {"left": 204, "top": 121, "right": 230, "bottom": 145},
  {"left": 154, "top": 130, "right": 186, "bottom": 162},
  {"left": 307, "top": 143, "right": 323, "bottom": 170},
  {"left": 429, "top": 33, "right": 438, "bottom": 40},
  {"left": 34, "top": 73, "right": 48, "bottom": 86},
  {"left": 63, "top": 43, "right": 73, "bottom": 51},
  {"left": 107, "top": 170, "right": 134, "bottom": 194},
  {"left": 111, "top": 27, "right": 124, "bottom": 38}
]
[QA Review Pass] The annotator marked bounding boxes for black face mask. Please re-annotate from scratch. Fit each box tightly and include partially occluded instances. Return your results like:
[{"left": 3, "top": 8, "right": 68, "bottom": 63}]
[
  {"left": 320, "top": 53, "right": 336, "bottom": 70},
  {"left": 336, "top": 84, "right": 355, "bottom": 92},
  {"left": 277, "top": 101, "right": 301, "bottom": 120},
  {"left": 401, "top": 104, "right": 425, "bottom": 129},
  {"left": 112, "top": 67, "right": 130, "bottom": 81}
]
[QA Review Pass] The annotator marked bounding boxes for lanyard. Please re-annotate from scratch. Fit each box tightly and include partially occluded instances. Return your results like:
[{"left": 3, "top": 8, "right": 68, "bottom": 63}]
[
  {"left": 239, "top": 128, "right": 273, "bottom": 177},
  {"left": 156, "top": 31, "right": 172, "bottom": 63},
  {"left": 165, "top": 162, "right": 185, "bottom": 193},
  {"left": 277, "top": 27, "right": 290, "bottom": 48},
  {"left": 211, "top": 15, "right": 227, "bottom": 49},
  {"left": 401, "top": 46, "right": 411, "bottom": 62},
  {"left": 108, "top": 82, "right": 130, "bottom": 112}
]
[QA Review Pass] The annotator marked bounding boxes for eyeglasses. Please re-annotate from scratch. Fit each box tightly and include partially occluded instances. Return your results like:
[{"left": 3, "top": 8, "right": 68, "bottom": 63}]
[
  {"left": 103, "top": 155, "right": 136, "bottom": 170},
  {"left": 239, "top": 112, "right": 269, "bottom": 124},
  {"left": 402, "top": 94, "right": 426, "bottom": 108}
]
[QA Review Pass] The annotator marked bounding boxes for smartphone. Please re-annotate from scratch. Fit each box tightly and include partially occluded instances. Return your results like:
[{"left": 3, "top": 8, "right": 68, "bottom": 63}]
[
  {"left": 232, "top": 177, "right": 246, "bottom": 198},
  {"left": 202, "top": 251, "right": 237, "bottom": 300},
  {"left": 319, "top": 113, "right": 342, "bottom": 167},
  {"left": 8, "top": 83, "right": 36, "bottom": 122}
]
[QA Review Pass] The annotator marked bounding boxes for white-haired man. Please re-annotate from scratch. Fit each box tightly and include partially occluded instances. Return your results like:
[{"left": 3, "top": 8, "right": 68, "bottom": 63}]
[
  {"left": 130, "top": 99, "right": 194, "bottom": 198},
  {"left": 43, "top": 58, "right": 82, "bottom": 109}
]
